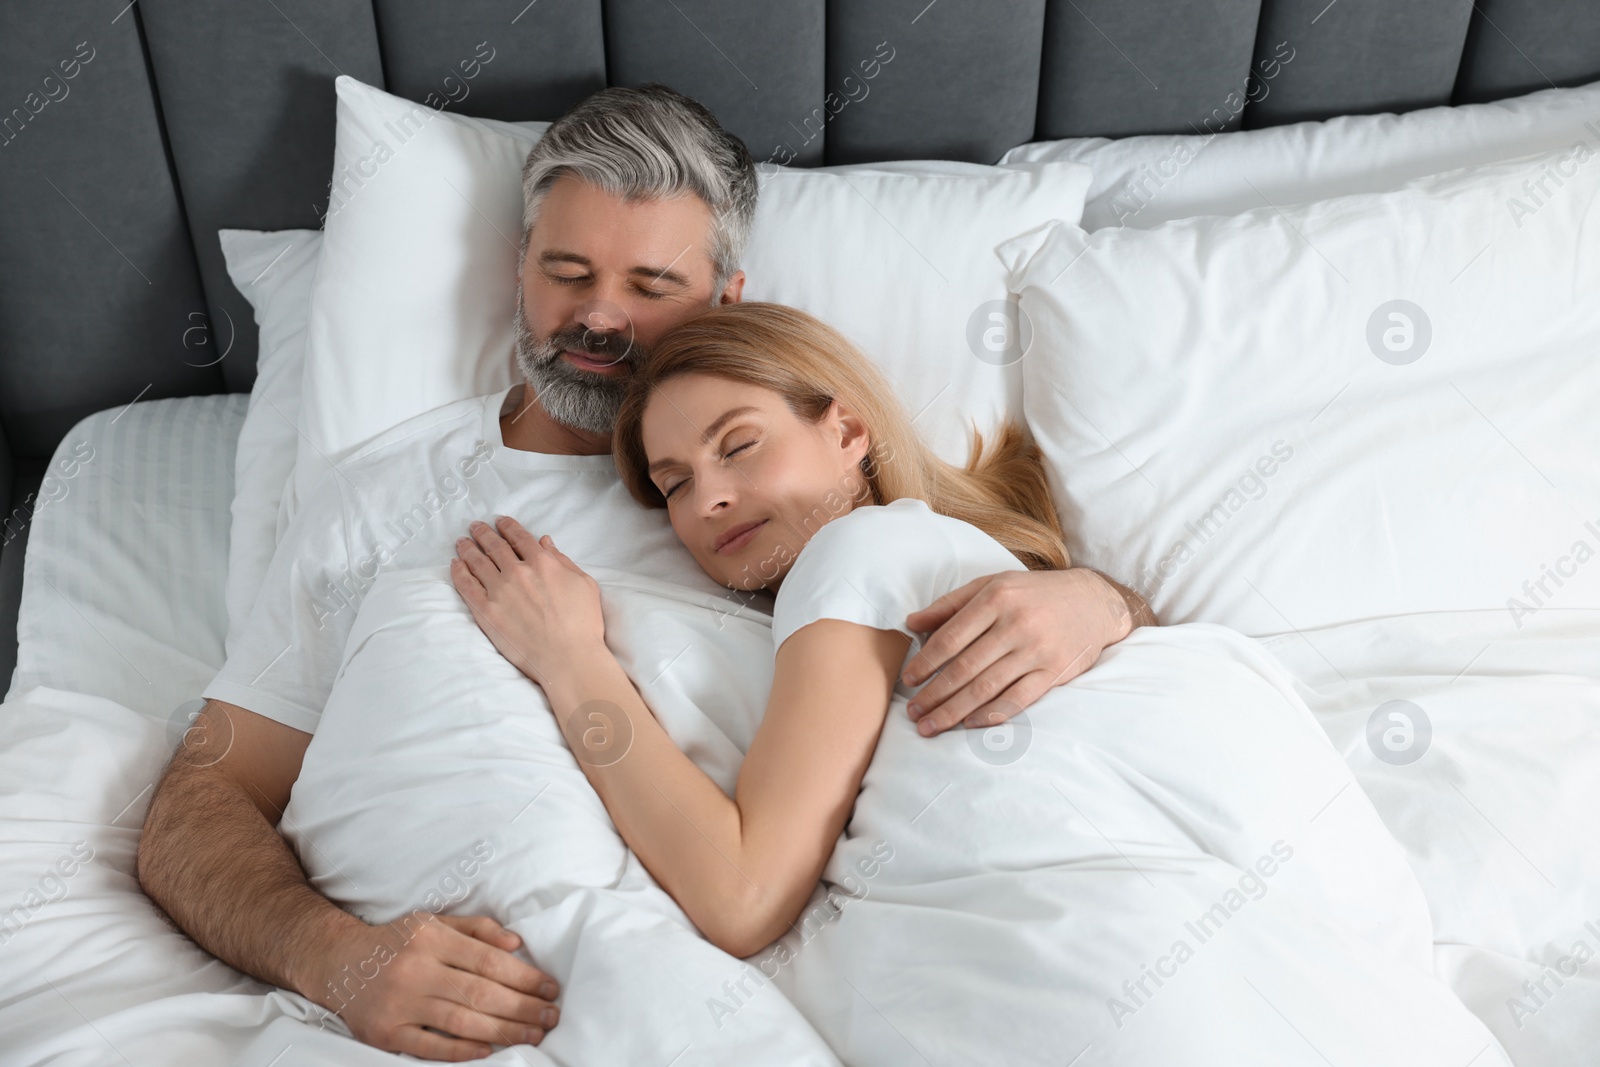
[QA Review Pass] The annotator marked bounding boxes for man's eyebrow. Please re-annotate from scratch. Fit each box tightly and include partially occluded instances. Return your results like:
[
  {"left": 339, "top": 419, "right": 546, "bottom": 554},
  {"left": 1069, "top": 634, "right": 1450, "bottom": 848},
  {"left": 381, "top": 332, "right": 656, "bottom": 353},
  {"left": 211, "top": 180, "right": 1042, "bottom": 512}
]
[
  {"left": 538, "top": 250, "right": 590, "bottom": 267},
  {"left": 629, "top": 264, "right": 691, "bottom": 288},
  {"left": 647, "top": 406, "right": 760, "bottom": 474}
]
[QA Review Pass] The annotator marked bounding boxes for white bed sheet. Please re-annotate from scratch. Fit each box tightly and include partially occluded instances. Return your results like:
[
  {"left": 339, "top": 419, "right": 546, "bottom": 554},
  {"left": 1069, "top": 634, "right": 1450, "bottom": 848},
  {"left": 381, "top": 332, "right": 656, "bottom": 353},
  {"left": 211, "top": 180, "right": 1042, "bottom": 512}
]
[
  {"left": 0, "top": 397, "right": 318, "bottom": 1066},
  {"left": 1260, "top": 608, "right": 1600, "bottom": 1066},
  {"left": 2, "top": 401, "right": 1597, "bottom": 1066}
]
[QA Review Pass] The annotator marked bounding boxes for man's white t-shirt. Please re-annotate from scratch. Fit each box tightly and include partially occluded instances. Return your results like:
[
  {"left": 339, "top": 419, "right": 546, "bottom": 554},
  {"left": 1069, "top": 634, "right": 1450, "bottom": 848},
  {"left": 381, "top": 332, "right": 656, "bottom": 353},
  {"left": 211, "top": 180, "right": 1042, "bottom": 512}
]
[{"left": 204, "top": 385, "right": 732, "bottom": 734}]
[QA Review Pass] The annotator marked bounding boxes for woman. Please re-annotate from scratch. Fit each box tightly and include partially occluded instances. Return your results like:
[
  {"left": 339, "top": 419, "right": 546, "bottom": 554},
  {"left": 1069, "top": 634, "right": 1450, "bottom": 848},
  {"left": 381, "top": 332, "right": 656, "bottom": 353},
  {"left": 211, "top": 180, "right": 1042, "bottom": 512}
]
[
  {"left": 450, "top": 303, "right": 1504, "bottom": 1063},
  {"left": 451, "top": 301, "right": 1073, "bottom": 956}
]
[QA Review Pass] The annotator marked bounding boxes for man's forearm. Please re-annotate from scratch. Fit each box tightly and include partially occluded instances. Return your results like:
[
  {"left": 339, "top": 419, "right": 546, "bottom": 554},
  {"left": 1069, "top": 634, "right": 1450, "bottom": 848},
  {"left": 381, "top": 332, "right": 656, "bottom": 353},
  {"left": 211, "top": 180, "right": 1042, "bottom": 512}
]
[
  {"left": 1086, "top": 568, "right": 1159, "bottom": 632},
  {"left": 137, "top": 762, "right": 356, "bottom": 1000}
]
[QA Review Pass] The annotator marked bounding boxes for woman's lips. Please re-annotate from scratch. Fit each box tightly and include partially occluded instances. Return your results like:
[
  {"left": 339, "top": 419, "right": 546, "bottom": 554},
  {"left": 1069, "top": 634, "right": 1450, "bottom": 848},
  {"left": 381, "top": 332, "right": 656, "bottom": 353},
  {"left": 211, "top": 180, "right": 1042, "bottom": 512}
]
[{"left": 714, "top": 518, "right": 768, "bottom": 555}]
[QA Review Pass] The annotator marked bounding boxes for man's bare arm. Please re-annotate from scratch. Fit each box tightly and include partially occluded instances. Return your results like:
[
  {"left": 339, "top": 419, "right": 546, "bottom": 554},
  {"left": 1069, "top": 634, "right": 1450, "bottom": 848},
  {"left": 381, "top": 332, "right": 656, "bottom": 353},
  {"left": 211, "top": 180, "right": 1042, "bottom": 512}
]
[
  {"left": 138, "top": 700, "right": 562, "bottom": 1061},
  {"left": 1086, "top": 568, "right": 1159, "bottom": 630}
]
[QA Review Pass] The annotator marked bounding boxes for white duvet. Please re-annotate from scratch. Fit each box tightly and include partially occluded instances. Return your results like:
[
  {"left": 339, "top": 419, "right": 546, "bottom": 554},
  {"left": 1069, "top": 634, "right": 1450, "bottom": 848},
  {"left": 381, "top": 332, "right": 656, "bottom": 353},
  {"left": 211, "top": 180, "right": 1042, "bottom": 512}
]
[
  {"left": 5, "top": 396, "right": 1595, "bottom": 1067},
  {"left": 1260, "top": 608, "right": 1600, "bottom": 1066},
  {"left": 276, "top": 566, "right": 1513, "bottom": 1065},
  {"left": 5, "top": 593, "right": 1598, "bottom": 1064}
]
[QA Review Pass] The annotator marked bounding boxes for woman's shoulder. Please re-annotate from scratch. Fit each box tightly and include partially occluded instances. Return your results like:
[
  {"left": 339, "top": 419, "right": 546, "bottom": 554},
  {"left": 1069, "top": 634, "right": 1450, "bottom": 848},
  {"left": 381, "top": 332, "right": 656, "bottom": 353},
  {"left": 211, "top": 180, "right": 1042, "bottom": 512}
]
[
  {"left": 805, "top": 498, "right": 980, "bottom": 554},
  {"left": 771, "top": 499, "right": 1021, "bottom": 648}
]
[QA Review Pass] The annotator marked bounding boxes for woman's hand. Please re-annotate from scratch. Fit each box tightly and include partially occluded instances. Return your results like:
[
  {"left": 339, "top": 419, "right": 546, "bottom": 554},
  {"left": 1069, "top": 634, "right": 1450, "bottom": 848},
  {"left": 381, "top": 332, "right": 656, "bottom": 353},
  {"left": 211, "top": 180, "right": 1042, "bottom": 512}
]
[{"left": 451, "top": 515, "right": 605, "bottom": 686}]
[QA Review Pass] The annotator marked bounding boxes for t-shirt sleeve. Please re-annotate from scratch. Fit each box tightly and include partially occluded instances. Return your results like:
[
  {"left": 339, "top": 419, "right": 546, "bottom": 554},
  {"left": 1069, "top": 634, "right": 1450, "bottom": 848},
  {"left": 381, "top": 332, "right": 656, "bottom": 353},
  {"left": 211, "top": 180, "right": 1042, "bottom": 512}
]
[
  {"left": 769, "top": 501, "right": 1025, "bottom": 652},
  {"left": 201, "top": 472, "right": 364, "bottom": 734}
]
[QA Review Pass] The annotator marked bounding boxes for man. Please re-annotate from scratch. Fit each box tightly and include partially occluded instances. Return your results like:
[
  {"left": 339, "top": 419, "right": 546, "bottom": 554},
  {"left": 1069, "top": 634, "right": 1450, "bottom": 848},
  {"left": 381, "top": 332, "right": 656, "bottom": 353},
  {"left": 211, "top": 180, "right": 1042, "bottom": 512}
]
[{"left": 138, "top": 84, "right": 1155, "bottom": 1062}]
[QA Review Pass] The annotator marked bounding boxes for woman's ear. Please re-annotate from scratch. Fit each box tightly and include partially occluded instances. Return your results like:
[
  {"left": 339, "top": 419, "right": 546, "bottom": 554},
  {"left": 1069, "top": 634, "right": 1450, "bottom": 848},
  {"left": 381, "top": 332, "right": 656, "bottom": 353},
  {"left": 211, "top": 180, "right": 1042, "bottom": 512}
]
[{"left": 831, "top": 400, "right": 872, "bottom": 468}]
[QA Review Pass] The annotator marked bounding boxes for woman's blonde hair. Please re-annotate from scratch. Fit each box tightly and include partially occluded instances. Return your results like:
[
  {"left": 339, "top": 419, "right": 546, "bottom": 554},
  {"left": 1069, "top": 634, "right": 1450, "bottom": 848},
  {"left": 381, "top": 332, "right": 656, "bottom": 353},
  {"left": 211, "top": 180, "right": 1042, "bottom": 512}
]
[{"left": 612, "top": 302, "right": 1070, "bottom": 571}]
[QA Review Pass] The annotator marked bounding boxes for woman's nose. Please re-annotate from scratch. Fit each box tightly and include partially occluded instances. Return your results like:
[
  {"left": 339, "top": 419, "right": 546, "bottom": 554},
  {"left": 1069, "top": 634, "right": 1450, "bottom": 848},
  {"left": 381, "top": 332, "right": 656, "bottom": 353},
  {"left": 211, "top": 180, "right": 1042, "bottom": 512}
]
[{"left": 695, "top": 474, "right": 735, "bottom": 517}]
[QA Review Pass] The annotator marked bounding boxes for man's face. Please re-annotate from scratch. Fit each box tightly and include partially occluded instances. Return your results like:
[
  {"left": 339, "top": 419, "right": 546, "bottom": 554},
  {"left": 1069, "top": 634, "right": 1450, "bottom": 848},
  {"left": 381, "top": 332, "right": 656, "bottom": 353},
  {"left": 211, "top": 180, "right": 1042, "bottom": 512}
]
[{"left": 515, "top": 176, "right": 744, "bottom": 435}]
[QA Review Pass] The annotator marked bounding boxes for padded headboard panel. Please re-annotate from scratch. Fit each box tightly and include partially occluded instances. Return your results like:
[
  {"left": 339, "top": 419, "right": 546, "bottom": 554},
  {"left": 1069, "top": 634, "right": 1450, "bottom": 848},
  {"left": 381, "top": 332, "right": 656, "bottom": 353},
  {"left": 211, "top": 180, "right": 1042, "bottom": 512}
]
[{"left": 1, "top": 0, "right": 1598, "bottom": 462}]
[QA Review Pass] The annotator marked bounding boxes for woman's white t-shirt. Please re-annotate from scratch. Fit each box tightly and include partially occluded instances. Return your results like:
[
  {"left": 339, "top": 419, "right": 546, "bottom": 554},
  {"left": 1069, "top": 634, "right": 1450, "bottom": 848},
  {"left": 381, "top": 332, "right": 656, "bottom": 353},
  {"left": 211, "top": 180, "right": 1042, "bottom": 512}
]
[{"left": 771, "top": 498, "right": 1027, "bottom": 678}]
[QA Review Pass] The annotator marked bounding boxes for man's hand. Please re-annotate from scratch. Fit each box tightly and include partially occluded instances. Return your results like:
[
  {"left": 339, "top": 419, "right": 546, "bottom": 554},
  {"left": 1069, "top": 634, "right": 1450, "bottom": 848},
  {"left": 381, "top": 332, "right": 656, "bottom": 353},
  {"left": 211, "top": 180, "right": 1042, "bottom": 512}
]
[
  {"left": 138, "top": 702, "right": 563, "bottom": 1063},
  {"left": 306, "top": 912, "right": 561, "bottom": 1062},
  {"left": 901, "top": 568, "right": 1151, "bottom": 736}
]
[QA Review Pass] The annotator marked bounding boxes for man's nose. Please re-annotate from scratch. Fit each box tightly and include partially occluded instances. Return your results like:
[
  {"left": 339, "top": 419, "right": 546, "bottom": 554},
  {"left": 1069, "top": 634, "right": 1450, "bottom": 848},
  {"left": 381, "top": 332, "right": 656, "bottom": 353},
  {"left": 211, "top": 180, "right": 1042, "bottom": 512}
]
[{"left": 574, "top": 298, "right": 631, "bottom": 336}]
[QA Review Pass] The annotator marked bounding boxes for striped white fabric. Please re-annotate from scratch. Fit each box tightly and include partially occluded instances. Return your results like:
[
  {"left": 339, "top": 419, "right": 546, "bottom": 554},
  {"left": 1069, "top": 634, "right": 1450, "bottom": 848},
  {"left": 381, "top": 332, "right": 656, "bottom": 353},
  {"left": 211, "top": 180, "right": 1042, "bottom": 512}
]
[{"left": 9, "top": 395, "right": 244, "bottom": 724}]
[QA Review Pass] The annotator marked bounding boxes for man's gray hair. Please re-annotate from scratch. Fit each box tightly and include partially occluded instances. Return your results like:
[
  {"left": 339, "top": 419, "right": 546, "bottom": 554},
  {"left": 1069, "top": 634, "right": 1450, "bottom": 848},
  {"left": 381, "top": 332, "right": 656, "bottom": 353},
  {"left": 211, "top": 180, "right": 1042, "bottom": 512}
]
[{"left": 519, "top": 84, "right": 759, "bottom": 293}]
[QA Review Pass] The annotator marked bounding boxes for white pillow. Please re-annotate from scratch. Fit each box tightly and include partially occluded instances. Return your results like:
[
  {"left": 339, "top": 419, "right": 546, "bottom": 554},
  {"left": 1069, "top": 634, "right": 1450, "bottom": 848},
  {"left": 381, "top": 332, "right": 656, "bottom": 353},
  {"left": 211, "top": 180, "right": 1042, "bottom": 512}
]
[
  {"left": 295, "top": 78, "right": 546, "bottom": 508},
  {"left": 1003, "top": 80, "right": 1600, "bottom": 230},
  {"left": 294, "top": 75, "right": 1092, "bottom": 505},
  {"left": 218, "top": 228, "right": 320, "bottom": 657},
  {"left": 1003, "top": 149, "right": 1600, "bottom": 635},
  {"left": 739, "top": 160, "right": 1090, "bottom": 462}
]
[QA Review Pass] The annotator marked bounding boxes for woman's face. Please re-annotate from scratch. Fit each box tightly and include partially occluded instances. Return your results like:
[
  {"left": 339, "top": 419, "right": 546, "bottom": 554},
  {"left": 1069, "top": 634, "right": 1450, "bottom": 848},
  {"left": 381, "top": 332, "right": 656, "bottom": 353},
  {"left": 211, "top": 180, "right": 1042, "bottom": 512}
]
[{"left": 639, "top": 373, "right": 872, "bottom": 591}]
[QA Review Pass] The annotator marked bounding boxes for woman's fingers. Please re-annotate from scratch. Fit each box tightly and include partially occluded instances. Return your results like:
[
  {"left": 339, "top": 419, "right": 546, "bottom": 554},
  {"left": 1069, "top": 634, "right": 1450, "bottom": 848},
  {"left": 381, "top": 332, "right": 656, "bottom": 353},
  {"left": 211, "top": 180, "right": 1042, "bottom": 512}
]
[
  {"left": 449, "top": 557, "right": 485, "bottom": 604},
  {"left": 468, "top": 519, "right": 521, "bottom": 572},
  {"left": 493, "top": 515, "right": 541, "bottom": 559},
  {"left": 455, "top": 535, "right": 498, "bottom": 585},
  {"left": 537, "top": 535, "right": 589, "bottom": 577}
]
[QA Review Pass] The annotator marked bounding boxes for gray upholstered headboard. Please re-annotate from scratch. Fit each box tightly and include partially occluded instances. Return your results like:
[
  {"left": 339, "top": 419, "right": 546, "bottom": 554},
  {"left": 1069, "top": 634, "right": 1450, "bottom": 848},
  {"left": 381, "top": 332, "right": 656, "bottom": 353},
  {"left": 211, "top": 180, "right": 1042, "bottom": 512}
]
[{"left": 0, "top": 0, "right": 1596, "bottom": 674}]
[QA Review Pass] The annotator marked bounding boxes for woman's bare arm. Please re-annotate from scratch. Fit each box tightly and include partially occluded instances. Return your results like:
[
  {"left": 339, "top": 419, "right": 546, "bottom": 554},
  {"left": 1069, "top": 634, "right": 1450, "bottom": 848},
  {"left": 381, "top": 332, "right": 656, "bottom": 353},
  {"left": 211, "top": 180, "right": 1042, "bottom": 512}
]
[
  {"left": 538, "top": 621, "right": 908, "bottom": 957},
  {"left": 452, "top": 517, "right": 910, "bottom": 957}
]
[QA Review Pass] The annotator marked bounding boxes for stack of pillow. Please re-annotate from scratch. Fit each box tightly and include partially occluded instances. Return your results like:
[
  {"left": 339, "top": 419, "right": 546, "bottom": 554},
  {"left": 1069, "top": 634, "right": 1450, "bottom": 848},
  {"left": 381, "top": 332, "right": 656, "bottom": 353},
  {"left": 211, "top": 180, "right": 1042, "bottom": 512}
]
[
  {"left": 1000, "top": 81, "right": 1600, "bottom": 632},
  {"left": 221, "top": 75, "right": 1093, "bottom": 644},
  {"left": 222, "top": 75, "right": 1600, "bottom": 647}
]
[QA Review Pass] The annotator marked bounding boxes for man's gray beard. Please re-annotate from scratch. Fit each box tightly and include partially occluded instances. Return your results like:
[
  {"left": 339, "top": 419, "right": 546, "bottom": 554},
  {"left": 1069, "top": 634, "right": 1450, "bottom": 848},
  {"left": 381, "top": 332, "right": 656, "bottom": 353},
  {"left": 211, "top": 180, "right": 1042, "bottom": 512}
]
[{"left": 512, "top": 293, "right": 640, "bottom": 435}]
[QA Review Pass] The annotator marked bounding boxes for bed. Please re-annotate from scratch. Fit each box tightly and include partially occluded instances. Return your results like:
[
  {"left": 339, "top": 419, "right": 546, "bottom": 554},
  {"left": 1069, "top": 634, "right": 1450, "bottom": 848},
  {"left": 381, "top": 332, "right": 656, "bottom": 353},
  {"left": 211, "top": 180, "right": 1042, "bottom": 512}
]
[{"left": 2, "top": 2, "right": 1599, "bottom": 1065}]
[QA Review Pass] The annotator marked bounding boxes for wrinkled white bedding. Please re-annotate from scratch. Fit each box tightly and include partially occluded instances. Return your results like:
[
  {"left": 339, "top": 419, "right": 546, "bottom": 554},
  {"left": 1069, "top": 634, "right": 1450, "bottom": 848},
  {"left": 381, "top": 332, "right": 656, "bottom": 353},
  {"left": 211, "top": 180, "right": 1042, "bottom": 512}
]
[
  {"left": 760, "top": 619, "right": 1508, "bottom": 1066},
  {"left": 1260, "top": 607, "right": 1600, "bottom": 1067},
  {"left": 279, "top": 565, "right": 1510, "bottom": 1065},
  {"left": 2, "top": 402, "right": 1596, "bottom": 1067}
]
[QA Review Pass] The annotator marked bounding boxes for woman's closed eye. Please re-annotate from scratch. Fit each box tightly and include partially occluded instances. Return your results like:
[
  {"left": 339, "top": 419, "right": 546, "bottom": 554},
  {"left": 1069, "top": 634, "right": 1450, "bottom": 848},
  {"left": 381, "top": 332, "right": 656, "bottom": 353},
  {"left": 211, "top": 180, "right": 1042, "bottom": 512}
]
[{"left": 660, "top": 439, "right": 756, "bottom": 499}]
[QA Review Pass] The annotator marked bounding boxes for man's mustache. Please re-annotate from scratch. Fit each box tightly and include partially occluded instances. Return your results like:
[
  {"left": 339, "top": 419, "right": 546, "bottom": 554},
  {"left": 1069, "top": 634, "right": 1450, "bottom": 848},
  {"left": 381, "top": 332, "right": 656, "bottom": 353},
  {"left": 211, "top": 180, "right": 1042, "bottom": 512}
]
[{"left": 540, "top": 323, "right": 642, "bottom": 367}]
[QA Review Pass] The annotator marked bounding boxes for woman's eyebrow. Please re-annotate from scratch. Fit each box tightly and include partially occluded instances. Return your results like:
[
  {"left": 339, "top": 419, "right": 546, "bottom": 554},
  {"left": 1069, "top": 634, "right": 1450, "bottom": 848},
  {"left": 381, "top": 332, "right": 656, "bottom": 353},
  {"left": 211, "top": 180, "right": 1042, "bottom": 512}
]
[
  {"left": 699, "top": 406, "right": 760, "bottom": 443},
  {"left": 647, "top": 406, "right": 761, "bottom": 474}
]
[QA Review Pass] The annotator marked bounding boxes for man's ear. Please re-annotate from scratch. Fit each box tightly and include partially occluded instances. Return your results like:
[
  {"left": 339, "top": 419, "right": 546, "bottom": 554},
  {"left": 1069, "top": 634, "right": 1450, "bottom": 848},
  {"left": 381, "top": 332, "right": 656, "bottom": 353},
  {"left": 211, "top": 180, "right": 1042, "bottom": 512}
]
[{"left": 718, "top": 270, "right": 746, "bottom": 305}]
